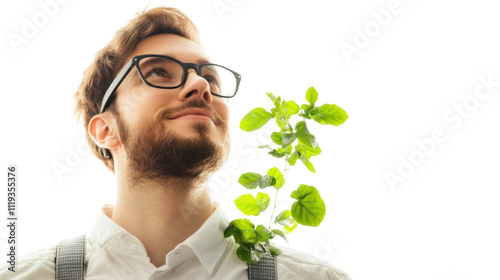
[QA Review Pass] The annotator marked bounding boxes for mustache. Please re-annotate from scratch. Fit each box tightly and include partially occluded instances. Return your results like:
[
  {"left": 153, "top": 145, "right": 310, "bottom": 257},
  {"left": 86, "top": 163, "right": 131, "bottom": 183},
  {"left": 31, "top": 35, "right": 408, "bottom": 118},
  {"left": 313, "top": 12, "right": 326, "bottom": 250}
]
[{"left": 157, "top": 99, "right": 225, "bottom": 125}]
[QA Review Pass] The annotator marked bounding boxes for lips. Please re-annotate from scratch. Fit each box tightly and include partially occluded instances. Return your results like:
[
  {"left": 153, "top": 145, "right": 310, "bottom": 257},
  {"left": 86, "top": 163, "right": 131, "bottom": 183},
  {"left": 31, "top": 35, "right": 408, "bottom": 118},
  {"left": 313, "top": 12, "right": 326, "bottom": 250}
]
[{"left": 169, "top": 108, "right": 215, "bottom": 122}]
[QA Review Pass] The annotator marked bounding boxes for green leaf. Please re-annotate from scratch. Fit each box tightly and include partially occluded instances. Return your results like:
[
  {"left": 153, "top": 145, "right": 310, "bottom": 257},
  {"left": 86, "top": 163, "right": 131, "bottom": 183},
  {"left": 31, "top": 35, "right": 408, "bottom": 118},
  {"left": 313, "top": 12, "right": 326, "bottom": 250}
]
[
  {"left": 271, "top": 229, "right": 288, "bottom": 243},
  {"left": 255, "top": 224, "right": 275, "bottom": 242},
  {"left": 274, "top": 100, "right": 282, "bottom": 113},
  {"left": 236, "top": 244, "right": 262, "bottom": 263},
  {"left": 268, "top": 95, "right": 292, "bottom": 131},
  {"left": 299, "top": 155, "right": 316, "bottom": 173},
  {"left": 238, "top": 172, "right": 262, "bottom": 189},
  {"left": 240, "top": 107, "right": 274, "bottom": 132},
  {"left": 290, "top": 185, "right": 326, "bottom": 227},
  {"left": 267, "top": 167, "right": 285, "bottom": 189},
  {"left": 224, "top": 218, "right": 257, "bottom": 244},
  {"left": 259, "top": 175, "right": 277, "bottom": 188},
  {"left": 256, "top": 192, "right": 271, "bottom": 213},
  {"left": 283, "top": 101, "right": 300, "bottom": 117},
  {"left": 287, "top": 154, "right": 299, "bottom": 166},
  {"left": 235, "top": 194, "right": 260, "bottom": 216},
  {"left": 308, "top": 106, "right": 319, "bottom": 115},
  {"left": 298, "top": 113, "right": 311, "bottom": 119},
  {"left": 298, "top": 144, "right": 322, "bottom": 157},
  {"left": 284, "top": 222, "right": 298, "bottom": 233},
  {"left": 295, "top": 121, "right": 317, "bottom": 149},
  {"left": 270, "top": 132, "right": 283, "bottom": 145},
  {"left": 306, "top": 87, "right": 319, "bottom": 104},
  {"left": 271, "top": 108, "right": 277, "bottom": 116},
  {"left": 281, "top": 133, "right": 297, "bottom": 148},
  {"left": 257, "top": 145, "right": 273, "bottom": 150},
  {"left": 301, "top": 103, "right": 312, "bottom": 111},
  {"left": 311, "top": 104, "right": 348, "bottom": 126},
  {"left": 275, "top": 118, "right": 287, "bottom": 130},
  {"left": 266, "top": 92, "right": 278, "bottom": 102},
  {"left": 269, "top": 149, "right": 286, "bottom": 158},
  {"left": 238, "top": 173, "right": 276, "bottom": 189},
  {"left": 274, "top": 210, "right": 296, "bottom": 227},
  {"left": 269, "top": 245, "right": 282, "bottom": 257},
  {"left": 274, "top": 210, "right": 298, "bottom": 233}
]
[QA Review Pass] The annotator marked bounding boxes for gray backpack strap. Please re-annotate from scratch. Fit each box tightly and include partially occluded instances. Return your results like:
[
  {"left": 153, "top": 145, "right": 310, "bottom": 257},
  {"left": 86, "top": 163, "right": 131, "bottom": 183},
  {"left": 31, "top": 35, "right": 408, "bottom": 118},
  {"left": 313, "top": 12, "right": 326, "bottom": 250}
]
[
  {"left": 248, "top": 255, "right": 277, "bottom": 280},
  {"left": 55, "top": 234, "right": 86, "bottom": 280}
]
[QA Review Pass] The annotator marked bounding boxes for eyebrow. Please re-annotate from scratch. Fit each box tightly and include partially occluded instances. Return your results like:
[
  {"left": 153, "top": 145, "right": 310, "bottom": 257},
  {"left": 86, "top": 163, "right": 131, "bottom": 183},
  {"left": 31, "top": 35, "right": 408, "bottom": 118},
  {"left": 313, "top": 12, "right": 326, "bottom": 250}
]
[{"left": 159, "top": 52, "right": 211, "bottom": 64}]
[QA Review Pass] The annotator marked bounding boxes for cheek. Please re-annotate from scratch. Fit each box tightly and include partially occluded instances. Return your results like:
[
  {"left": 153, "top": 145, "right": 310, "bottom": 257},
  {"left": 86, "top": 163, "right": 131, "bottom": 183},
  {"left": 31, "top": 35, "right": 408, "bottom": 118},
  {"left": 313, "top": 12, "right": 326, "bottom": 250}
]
[
  {"left": 215, "top": 101, "right": 230, "bottom": 123},
  {"left": 115, "top": 87, "right": 150, "bottom": 118},
  {"left": 117, "top": 88, "right": 176, "bottom": 121}
]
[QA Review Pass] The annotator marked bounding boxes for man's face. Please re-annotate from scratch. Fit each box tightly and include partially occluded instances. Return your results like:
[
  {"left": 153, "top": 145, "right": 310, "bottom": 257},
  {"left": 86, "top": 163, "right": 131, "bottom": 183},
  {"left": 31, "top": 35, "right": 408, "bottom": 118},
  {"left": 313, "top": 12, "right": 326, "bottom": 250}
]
[{"left": 112, "top": 33, "right": 230, "bottom": 182}]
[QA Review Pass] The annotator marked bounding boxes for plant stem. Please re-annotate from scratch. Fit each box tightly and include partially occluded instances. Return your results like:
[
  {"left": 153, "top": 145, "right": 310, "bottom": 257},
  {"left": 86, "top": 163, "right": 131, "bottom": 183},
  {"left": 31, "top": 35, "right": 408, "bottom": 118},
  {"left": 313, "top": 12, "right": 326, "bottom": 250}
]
[
  {"left": 268, "top": 156, "right": 289, "bottom": 229},
  {"left": 268, "top": 185, "right": 280, "bottom": 229}
]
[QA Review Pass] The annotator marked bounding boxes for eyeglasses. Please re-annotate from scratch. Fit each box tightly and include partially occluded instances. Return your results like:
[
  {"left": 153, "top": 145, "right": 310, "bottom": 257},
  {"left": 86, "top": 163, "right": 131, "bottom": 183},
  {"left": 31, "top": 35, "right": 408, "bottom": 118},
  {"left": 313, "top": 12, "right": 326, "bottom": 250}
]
[{"left": 99, "top": 54, "right": 241, "bottom": 113}]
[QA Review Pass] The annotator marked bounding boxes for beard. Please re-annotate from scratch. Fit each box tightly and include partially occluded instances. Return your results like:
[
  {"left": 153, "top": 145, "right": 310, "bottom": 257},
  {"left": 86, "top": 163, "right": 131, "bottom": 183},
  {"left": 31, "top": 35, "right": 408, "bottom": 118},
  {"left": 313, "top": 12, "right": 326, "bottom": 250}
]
[{"left": 114, "top": 99, "right": 230, "bottom": 184}]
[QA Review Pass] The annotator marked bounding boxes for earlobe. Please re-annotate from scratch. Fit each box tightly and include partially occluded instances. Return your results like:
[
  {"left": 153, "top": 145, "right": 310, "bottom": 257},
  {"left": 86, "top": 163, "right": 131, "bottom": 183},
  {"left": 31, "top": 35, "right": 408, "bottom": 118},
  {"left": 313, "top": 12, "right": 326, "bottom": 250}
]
[{"left": 88, "top": 114, "right": 120, "bottom": 150}]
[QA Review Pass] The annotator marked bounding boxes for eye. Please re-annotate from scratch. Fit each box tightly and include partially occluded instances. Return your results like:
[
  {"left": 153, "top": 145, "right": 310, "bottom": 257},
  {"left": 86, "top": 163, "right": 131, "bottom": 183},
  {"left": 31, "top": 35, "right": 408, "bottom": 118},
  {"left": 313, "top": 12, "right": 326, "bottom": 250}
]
[
  {"left": 204, "top": 75, "right": 218, "bottom": 84},
  {"left": 145, "top": 67, "right": 169, "bottom": 78}
]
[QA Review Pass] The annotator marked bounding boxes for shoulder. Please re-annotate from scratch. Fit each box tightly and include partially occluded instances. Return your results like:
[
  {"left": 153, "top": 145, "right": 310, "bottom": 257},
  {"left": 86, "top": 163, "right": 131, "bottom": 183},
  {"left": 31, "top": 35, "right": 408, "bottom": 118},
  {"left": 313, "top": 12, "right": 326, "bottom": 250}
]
[
  {"left": 0, "top": 245, "right": 56, "bottom": 279},
  {"left": 277, "top": 246, "right": 351, "bottom": 280}
]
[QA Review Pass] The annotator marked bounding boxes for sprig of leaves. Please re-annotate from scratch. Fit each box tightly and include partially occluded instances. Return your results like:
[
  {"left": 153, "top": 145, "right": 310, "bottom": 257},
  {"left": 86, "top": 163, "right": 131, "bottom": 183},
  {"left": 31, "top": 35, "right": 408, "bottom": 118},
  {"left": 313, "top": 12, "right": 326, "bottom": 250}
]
[{"left": 224, "top": 87, "right": 348, "bottom": 263}]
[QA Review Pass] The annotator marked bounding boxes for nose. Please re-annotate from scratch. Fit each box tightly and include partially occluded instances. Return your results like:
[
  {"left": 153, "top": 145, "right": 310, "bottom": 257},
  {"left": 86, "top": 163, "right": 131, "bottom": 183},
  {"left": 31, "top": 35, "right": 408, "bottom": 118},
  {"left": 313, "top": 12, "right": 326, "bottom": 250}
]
[{"left": 178, "top": 69, "right": 213, "bottom": 103}]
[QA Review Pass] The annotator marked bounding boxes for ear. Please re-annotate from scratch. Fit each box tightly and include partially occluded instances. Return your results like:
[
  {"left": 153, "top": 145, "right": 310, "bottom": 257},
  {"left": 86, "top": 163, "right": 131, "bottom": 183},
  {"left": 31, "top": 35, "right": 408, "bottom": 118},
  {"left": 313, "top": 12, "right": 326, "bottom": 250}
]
[{"left": 88, "top": 113, "right": 121, "bottom": 151}]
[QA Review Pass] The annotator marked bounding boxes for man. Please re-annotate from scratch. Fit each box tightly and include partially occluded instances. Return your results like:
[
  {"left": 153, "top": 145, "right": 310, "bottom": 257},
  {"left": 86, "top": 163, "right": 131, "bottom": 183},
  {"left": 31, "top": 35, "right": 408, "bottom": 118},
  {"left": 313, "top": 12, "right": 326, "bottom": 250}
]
[{"left": 0, "top": 7, "right": 350, "bottom": 279}]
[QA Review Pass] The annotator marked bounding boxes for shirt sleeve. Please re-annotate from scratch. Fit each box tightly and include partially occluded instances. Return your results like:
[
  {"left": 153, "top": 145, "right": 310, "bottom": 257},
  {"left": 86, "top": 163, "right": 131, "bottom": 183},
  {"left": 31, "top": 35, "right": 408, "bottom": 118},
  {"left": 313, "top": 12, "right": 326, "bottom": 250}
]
[
  {"left": 0, "top": 245, "right": 56, "bottom": 280},
  {"left": 277, "top": 246, "right": 352, "bottom": 280}
]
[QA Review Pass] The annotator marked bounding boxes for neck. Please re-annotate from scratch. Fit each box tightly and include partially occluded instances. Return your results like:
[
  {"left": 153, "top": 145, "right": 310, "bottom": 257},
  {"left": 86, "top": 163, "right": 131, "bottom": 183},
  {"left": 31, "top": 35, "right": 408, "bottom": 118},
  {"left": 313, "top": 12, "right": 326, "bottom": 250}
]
[{"left": 111, "top": 171, "right": 215, "bottom": 268}]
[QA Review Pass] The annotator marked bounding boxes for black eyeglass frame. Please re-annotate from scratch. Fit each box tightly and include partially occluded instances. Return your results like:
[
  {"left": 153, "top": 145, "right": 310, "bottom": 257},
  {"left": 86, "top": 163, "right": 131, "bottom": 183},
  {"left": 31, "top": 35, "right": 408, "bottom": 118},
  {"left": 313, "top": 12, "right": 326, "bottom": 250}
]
[{"left": 99, "top": 54, "right": 241, "bottom": 113}]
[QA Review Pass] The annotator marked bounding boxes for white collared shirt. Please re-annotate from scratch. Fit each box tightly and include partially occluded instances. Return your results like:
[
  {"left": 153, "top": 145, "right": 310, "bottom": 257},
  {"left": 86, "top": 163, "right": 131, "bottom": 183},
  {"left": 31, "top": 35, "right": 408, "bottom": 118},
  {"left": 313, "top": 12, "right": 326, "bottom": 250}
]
[{"left": 0, "top": 204, "right": 350, "bottom": 280}]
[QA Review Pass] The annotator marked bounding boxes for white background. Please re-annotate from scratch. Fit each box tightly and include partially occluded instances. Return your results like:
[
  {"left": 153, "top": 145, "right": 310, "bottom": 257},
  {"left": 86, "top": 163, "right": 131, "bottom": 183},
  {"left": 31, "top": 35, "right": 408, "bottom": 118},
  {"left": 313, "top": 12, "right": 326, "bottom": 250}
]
[{"left": 1, "top": 0, "right": 500, "bottom": 279}]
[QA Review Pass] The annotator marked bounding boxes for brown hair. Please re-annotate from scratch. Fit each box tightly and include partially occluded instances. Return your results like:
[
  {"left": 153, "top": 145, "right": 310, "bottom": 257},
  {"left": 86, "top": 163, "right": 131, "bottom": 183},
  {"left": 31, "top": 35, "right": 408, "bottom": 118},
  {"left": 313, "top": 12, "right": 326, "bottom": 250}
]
[{"left": 74, "top": 7, "right": 201, "bottom": 172}]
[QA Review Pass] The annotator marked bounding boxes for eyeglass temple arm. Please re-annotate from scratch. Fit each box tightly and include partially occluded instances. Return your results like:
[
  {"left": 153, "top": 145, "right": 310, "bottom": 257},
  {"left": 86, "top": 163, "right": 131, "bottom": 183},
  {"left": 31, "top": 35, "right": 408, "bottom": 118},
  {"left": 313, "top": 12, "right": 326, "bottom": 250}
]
[{"left": 99, "top": 59, "right": 135, "bottom": 113}]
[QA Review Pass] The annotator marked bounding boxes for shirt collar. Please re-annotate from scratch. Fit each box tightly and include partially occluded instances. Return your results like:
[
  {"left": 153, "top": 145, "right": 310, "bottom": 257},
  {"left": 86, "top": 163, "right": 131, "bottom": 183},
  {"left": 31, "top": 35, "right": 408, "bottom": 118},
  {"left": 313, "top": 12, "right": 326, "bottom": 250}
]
[
  {"left": 87, "top": 203, "right": 231, "bottom": 275},
  {"left": 175, "top": 203, "right": 231, "bottom": 274}
]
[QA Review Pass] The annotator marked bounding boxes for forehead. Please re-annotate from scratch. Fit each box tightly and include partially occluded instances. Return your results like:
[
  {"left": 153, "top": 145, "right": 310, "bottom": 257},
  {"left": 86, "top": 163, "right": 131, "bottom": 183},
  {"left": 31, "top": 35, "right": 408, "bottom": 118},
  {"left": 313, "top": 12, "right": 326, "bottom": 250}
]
[{"left": 127, "top": 33, "right": 208, "bottom": 62}]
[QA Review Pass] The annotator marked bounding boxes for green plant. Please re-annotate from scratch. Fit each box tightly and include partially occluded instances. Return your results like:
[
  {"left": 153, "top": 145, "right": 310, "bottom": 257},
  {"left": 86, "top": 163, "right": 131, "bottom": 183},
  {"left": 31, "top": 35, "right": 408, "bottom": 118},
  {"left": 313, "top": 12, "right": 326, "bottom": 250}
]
[{"left": 223, "top": 87, "right": 349, "bottom": 263}]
